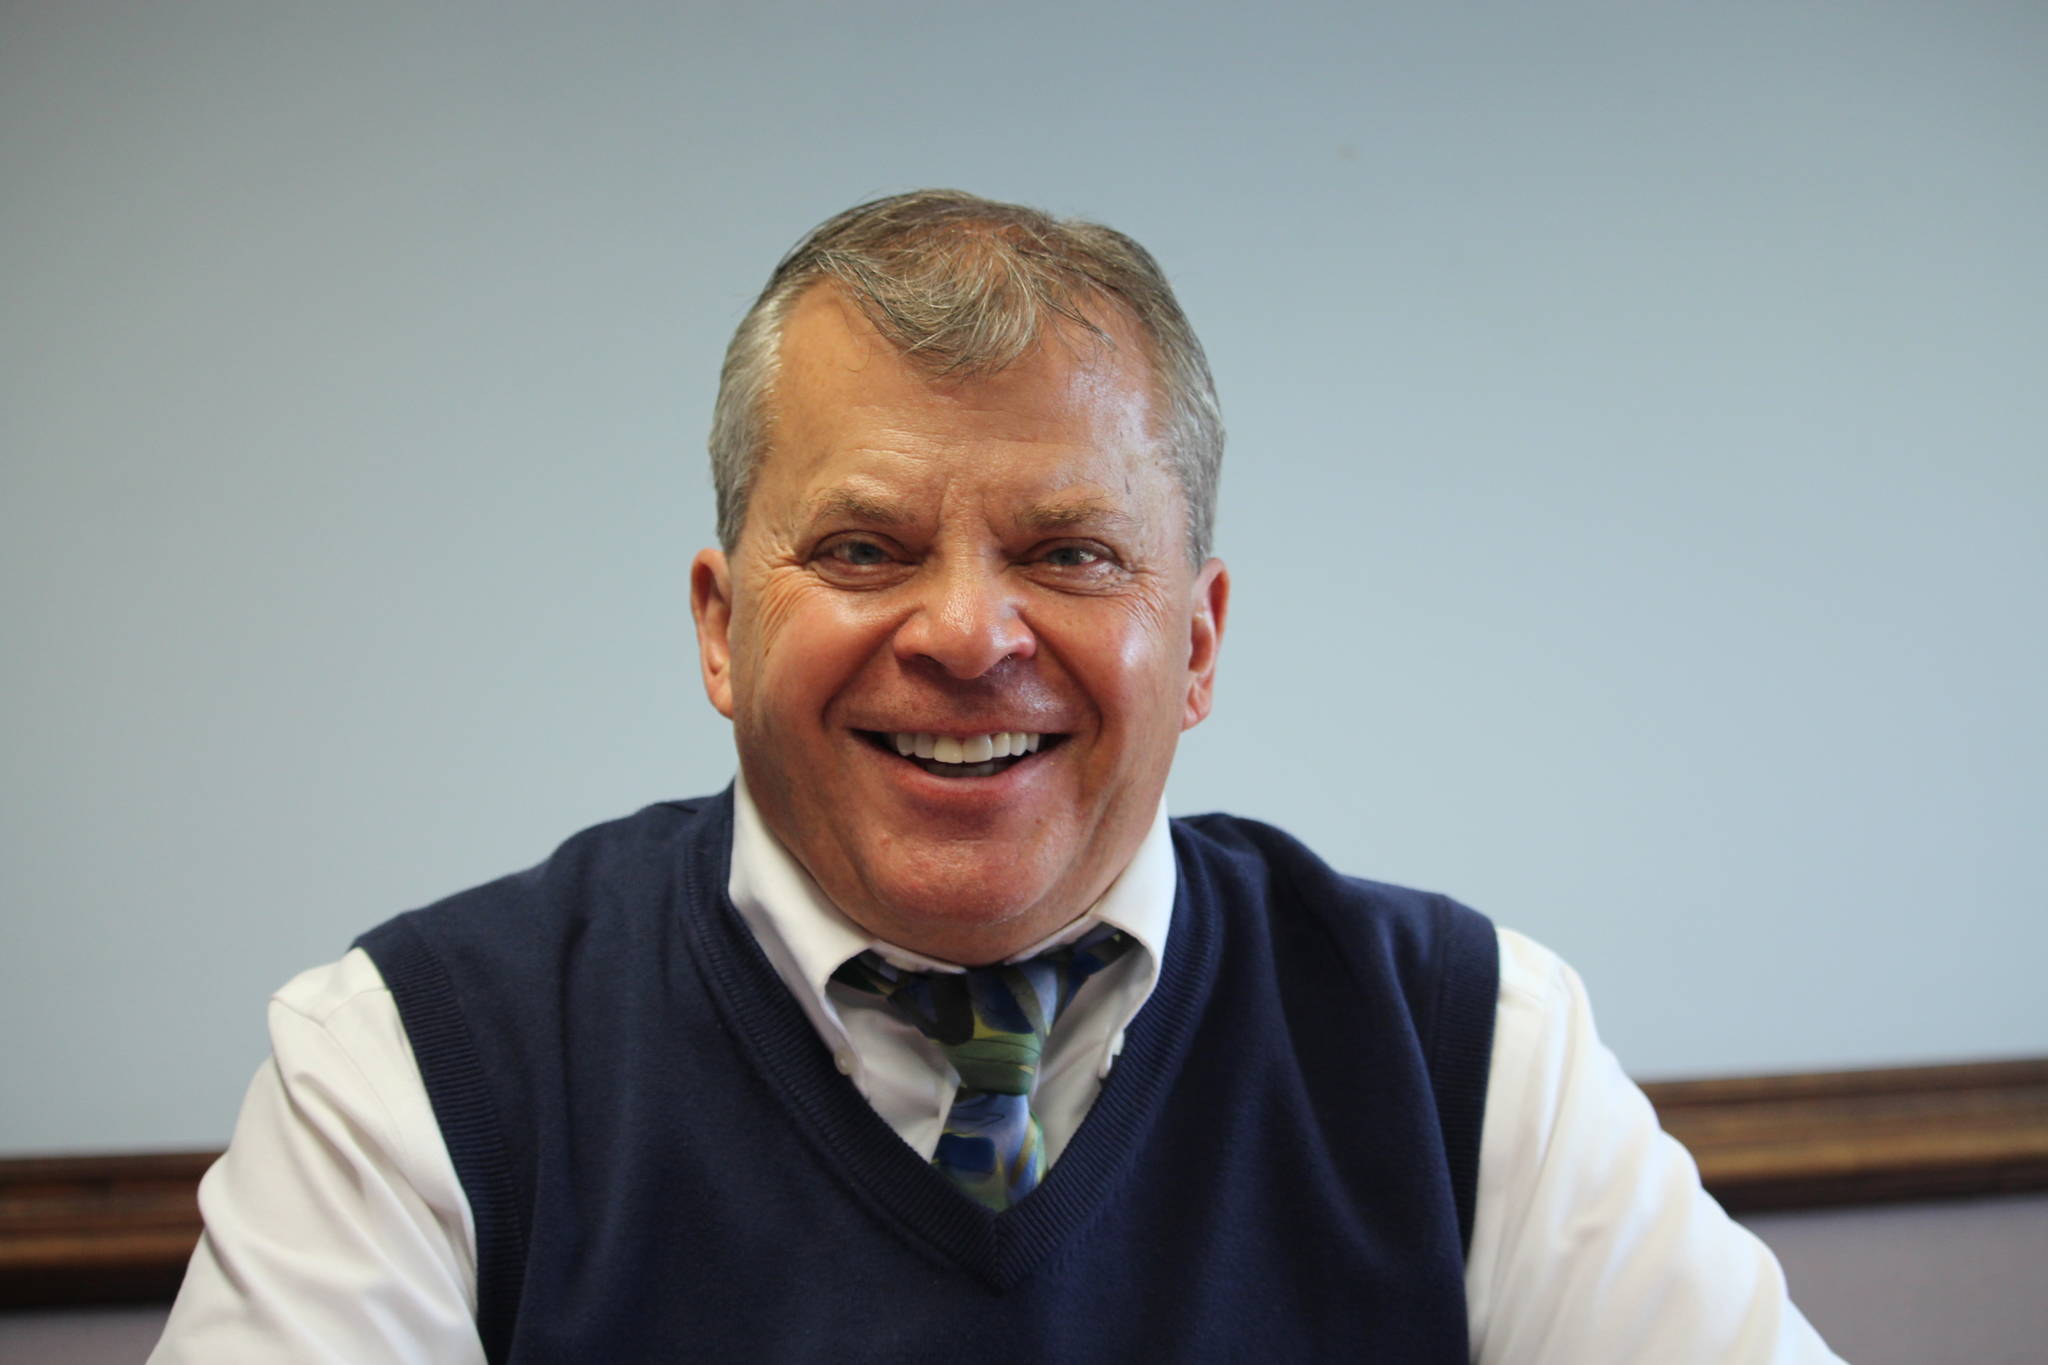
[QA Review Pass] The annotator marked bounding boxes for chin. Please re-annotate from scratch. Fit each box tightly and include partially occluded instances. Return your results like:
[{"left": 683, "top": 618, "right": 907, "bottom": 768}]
[
  {"left": 857, "top": 854, "right": 1075, "bottom": 959},
  {"left": 873, "top": 870, "right": 1050, "bottom": 931}
]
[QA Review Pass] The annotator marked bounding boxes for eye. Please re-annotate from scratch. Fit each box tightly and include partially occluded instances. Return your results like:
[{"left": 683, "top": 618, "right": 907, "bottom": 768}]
[
  {"left": 825, "top": 538, "right": 891, "bottom": 567},
  {"left": 811, "top": 534, "right": 909, "bottom": 584},
  {"left": 1042, "top": 544, "right": 1102, "bottom": 569},
  {"left": 1035, "top": 540, "right": 1123, "bottom": 575}
]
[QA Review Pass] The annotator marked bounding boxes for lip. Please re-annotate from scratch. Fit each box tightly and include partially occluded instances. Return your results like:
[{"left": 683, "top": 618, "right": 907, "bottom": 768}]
[{"left": 850, "top": 726, "right": 1062, "bottom": 814}]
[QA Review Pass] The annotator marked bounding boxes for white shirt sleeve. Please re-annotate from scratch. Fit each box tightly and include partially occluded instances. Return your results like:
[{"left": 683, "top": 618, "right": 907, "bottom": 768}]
[
  {"left": 1466, "top": 928, "right": 1844, "bottom": 1364},
  {"left": 148, "top": 948, "right": 484, "bottom": 1365}
]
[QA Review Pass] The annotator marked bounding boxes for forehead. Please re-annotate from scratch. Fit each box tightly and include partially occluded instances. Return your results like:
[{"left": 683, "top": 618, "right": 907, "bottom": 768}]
[{"left": 757, "top": 288, "right": 1175, "bottom": 522}]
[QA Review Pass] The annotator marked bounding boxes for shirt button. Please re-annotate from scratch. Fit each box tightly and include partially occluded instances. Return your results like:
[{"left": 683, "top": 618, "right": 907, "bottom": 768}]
[{"left": 834, "top": 1051, "right": 854, "bottom": 1075}]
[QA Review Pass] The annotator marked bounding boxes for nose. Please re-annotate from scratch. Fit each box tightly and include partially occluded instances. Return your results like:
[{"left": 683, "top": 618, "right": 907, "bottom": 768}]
[{"left": 892, "top": 559, "right": 1037, "bottom": 679}]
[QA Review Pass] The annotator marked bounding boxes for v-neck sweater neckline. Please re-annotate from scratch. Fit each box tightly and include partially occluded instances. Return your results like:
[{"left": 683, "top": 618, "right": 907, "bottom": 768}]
[{"left": 679, "top": 792, "right": 1223, "bottom": 1292}]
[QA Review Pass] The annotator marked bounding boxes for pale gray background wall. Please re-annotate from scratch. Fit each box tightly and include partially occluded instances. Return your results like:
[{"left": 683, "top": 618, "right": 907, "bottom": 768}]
[{"left": 4, "top": 1, "right": 2043, "bottom": 1155}]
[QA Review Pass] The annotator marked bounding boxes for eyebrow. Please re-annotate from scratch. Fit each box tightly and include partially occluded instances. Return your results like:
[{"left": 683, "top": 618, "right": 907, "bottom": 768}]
[
  {"left": 1018, "top": 496, "right": 1141, "bottom": 536},
  {"left": 800, "top": 487, "right": 1144, "bottom": 536},
  {"left": 802, "top": 488, "right": 918, "bottom": 529}
]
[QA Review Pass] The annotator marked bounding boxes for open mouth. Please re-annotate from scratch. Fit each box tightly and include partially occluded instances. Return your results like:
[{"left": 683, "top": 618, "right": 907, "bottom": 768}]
[{"left": 859, "top": 730, "right": 1064, "bottom": 779}]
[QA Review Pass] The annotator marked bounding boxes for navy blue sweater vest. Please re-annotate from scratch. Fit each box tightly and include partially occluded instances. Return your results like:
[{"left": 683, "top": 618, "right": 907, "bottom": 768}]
[{"left": 356, "top": 791, "right": 1497, "bottom": 1363}]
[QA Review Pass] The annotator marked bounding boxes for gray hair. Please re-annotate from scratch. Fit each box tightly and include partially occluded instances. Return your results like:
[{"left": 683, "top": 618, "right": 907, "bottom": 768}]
[{"left": 708, "top": 189, "right": 1224, "bottom": 562}]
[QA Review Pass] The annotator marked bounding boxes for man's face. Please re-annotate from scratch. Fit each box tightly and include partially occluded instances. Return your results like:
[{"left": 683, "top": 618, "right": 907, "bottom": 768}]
[{"left": 691, "top": 287, "right": 1227, "bottom": 964}]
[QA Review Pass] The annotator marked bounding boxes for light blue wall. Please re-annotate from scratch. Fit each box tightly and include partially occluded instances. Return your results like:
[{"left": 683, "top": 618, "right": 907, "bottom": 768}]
[{"left": 4, "top": 1, "right": 2043, "bottom": 1153}]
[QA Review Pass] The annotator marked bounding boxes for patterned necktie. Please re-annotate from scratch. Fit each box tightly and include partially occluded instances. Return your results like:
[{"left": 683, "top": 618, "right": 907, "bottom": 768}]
[{"left": 832, "top": 925, "right": 1134, "bottom": 1211}]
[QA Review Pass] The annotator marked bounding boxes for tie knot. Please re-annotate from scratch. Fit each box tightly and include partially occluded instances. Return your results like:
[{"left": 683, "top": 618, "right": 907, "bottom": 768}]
[{"left": 834, "top": 926, "right": 1133, "bottom": 1097}]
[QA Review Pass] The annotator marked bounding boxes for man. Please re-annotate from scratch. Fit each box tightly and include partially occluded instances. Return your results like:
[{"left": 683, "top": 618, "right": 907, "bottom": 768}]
[{"left": 153, "top": 191, "right": 1840, "bottom": 1361}]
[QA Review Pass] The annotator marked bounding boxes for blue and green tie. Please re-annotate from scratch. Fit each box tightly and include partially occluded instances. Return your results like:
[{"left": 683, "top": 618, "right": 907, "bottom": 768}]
[{"left": 832, "top": 926, "right": 1133, "bottom": 1211}]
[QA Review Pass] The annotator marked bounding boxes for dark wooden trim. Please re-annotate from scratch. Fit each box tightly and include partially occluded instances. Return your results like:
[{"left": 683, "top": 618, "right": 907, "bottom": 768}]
[
  {"left": 1641, "top": 1057, "right": 2048, "bottom": 1213},
  {"left": 0, "top": 1151, "right": 212, "bottom": 1308},
  {"left": 3, "top": 1058, "right": 2045, "bottom": 1307}
]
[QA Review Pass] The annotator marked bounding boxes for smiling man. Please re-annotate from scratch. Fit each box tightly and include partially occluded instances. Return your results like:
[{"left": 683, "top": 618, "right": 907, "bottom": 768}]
[
  {"left": 153, "top": 192, "right": 1840, "bottom": 1363},
  {"left": 693, "top": 276, "right": 1224, "bottom": 967}
]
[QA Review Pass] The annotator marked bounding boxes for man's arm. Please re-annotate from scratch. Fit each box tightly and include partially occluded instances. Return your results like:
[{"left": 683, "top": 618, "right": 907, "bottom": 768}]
[
  {"left": 1466, "top": 929, "right": 1843, "bottom": 1364},
  {"left": 149, "top": 950, "right": 483, "bottom": 1364}
]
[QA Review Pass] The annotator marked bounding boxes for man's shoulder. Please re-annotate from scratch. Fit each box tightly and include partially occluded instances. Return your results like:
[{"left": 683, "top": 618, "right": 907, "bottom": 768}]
[
  {"left": 1169, "top": 808, "right": 1490, "bottom": 932},
  {"left": 1169, "top": 808, "right": 1499, "bottom": 1016}
]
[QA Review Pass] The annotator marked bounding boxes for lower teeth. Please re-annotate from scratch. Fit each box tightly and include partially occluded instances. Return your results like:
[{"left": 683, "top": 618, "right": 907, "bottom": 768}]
[{"left": 915, "top": 756, "right": 1010, "bottom": 778}]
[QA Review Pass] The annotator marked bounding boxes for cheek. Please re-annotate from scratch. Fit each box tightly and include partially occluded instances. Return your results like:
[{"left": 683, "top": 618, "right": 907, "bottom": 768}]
[
  {"left": 744, "top": 575, "right": 813, "bottom": 660},
  {"left": 738, "top": 580, "right": 896, "bottom": 707},
  {"left": 1111, "top": 622, "right": 1165, "bottom": 675},
  {"left": 1105, "top": 595, "right": 1186, "bottom": 683},
  {"left": 1057, "top": 599, "right": 1191, "bottom": 722}
]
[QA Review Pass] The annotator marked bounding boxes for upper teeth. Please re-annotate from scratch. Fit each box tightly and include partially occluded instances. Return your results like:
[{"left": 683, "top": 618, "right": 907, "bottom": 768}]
[{"left": 892, "top": 731, "right": 1043, "bottom": 763}]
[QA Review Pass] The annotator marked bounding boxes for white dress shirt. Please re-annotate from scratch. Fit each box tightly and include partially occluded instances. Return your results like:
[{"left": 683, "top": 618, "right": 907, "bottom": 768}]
[{"left": 151, "top": 784, "right": 1842, "bottom": 1363}]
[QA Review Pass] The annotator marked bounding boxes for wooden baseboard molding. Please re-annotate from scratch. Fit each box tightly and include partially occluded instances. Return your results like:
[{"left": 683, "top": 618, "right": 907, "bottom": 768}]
[
  {"left": 4, "top": 1057, "right": 2045, "bottom": 1308},
  {"left": 1641, "top": 1056, "right": 2048, "bottom": 1213},
  {"left": 0, "top": 1151, "right": 214, "bottom": 1308}
]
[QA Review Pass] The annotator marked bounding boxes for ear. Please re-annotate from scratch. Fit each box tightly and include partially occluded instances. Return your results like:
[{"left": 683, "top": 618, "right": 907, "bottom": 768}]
[
  {"left": 690, "top": 548, "right": 738, "bottom": 720},
  {"left": 1181, "top": 557, "right": 1229, "bottom": 731}
]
